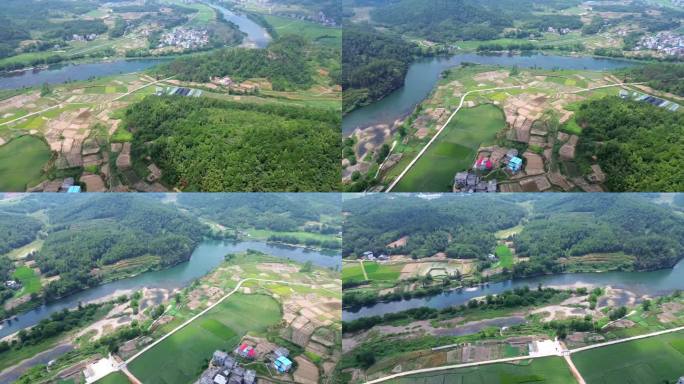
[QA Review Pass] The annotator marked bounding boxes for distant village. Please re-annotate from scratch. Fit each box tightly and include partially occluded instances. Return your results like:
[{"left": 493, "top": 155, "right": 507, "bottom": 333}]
[
  {"left": 199, "top": 341, "right": 294, "bottom": 384},
  {"left": 636, "top": 31, "right": 684, "bottom": 57},
  {"left": 158, "top": 27, "right": 209, "bottom": 50}
]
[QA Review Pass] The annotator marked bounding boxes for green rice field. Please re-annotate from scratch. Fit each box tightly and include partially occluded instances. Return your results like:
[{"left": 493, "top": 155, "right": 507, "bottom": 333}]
[
  {"left": 342, "top": 261, "right": 402, "bottom": 283},
  {"left": 386, "top": 357, "right": 576, "bottom": 384},
  {"left": 128, "top": 293, "right": 281, "bottom": 384},
  {"left": 0, "top": 135, "right": 51, "bottom": 191},
  {"left": 12, "top": 266, "right": 41, "bottom": 297},
  {"left": 94, "top": 372, "right": 131, "bottom": 384},
  {"left": 393, "top": 104, "right": 505, "bottom": 192},
  {"left": 494, "top": 245, "right": 513, "bottom": 269},
  {"left": 572, "top": 331, "right": 684, "bottom": 384}
]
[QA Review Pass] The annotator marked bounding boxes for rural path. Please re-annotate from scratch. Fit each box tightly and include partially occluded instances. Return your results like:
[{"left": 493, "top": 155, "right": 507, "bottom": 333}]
[
  {"left": 0, "top": 104, "right": 61, "bottom": 127},
  {"left": 385, "top": 85, "right": 523, "bottom": 192},
  {"left": 363, "top": 326, "right": 684, "bottom": 384},
  {"left": 564, "top": 355, "right": 586, "bottom": 384},
  {"left": 569, "top": 325, "right": 684, "bottom": 354},
  {"left": 360, "top": 260, "right": 369, "bottom": 280},
  {"left": 0, "top": 76, "right": 175, "bottom": 129},
  {"left": 121, "top": 366, "right": 142, "bottom": 384},
  {"left": 570, "top": 81, "right": 645, "bottom": 94},
  {"left": 112, "top": 75, "right": 175, "bottom": 102}
]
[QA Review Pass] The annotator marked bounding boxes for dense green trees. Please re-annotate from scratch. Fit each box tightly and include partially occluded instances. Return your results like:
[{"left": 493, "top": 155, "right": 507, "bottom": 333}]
[
  {"left": 178, "top": 194, "right": 340, "bottom": 230},
  {"left": 342, "top": 194, "right": 526, "bottom": 258},
  {"left": 359, "top": 0, "right": 581, "bottom": 42},
  {"left": 124, "top": 96, "right": 340, "bottom": 191},
  {"left": 575, "top": 97, "right": 683, "bottom": 191},
  {"left": 158, "top": 36, "right": 317, "bottom": 91},
  {"left": 34, "top": 195, "right": 208, "bottom": 299},
  {"left": 342, "top": 25, "right": 419, "bottom": 113},
  {"left": 0, "top": 214, "right": 42, "bottom": 254},
  {"left": 344, "top": 194, "right": 684, "bottom": 277},
  {"left": 512, "top": 194, "right": 684, "bottom": 275}
]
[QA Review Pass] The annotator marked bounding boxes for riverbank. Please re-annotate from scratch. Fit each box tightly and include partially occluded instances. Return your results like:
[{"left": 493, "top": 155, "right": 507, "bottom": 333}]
[
  {"left": 343, "top": 258, "right": 684, "bottom": 321},
  {"left": 0, "top": 239, "right": 340, "bottom": 339}
]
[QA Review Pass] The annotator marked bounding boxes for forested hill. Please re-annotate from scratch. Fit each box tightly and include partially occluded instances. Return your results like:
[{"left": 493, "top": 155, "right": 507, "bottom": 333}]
[
  {"left": 157, "top": 35, "right": 317, "bottom": 91},
  {"left": 124, "top": 96, "right": 340, "bottom": 192},
  {"left": 342, "top": 25, "right": 419, "bottom": 113},
  {"left": 513, "top": 194, "right": 684, "bottom": 273},
  {"left": 343, "top": 194, "right": 684, "bottom": 273},
  {"left": 575, "top": 97, "right": 683, "bottom": 192},
  {"left": 34, "top": 195, "right": 209, "bottom": 300},
  {"left": 363, "top": 0, "right": 582, "bottom": 42},
  {"left": 0, "top": 213, "right": 43, "bottom": 255},
  {"left": 177, "top": 193, "right": 341, "bottom": 231},
  {"left": 343, "top": 194, "right": 527, "bottom": 258}
]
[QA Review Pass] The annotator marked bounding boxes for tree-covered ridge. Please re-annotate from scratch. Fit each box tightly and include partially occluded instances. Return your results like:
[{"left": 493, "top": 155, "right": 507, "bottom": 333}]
[
  {"left": 619, "top": 63, "right": 684, "bottom": 97},
  {"left": 343, "top": 194, "right": 684, "bottom": 273},
  {"left": 342, "top": 195, "right": 527, "bottom": 258},
  {"left": 574, "top": 97, "right": 684, "bottom": 192},
  {"left": 124, "top": 96, "right": 340, "bottom": 192},
  {"left": 0, "top": 213, "right": 42, "bottom": 255},
  {"left": 364, "top": 0, "right": 582, "bottom": 42},
  {"left": 157, "top": 35, "right": 318, "bottom": 91},
  {"left": 35, "top": 195, "right": 209, "bottom": 299},
  {"left": 513, "top": 195, "right": 684, "bottom": 274},
  {"left": 342, "top": 25, "right": 419, "bottom": 113},
  {"left": 177, "top": 193, "right": 341, "bottom": 231}
]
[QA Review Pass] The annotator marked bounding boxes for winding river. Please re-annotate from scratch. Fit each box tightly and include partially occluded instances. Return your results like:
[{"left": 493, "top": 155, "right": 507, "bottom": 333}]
[
  {"left": 0, "top": 3, "right": 270, "bottom": 90},
  {"left": 342, "top": 53, "right": 639, "bottom": 136},
  {"left": 343, "top": 258, "right": 684, "bottom": 321},
  {"left": 0, "top": 240, "right": 339, "bottom": 339}
]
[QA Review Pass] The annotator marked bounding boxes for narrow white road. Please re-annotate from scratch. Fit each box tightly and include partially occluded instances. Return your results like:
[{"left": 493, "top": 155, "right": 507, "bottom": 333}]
[
  {"left": 364, "top": 326, "right": 684, "bottom": 384},
  {"left": 385, "top": 85, "right": 523, "bottom": 192},
  {"left": 0, "top": 76, "right": 174, "bottom": 129}
]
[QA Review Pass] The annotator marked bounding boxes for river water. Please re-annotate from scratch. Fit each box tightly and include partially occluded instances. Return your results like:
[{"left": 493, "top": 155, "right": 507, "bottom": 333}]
[
  {"left": 0, "top": 3, "right": 270, "bottom": 90},
  {"left": 342, "top": 53, "right": 638, "bottom": 136},
  {"left": 207, "top": 2, "right": 271, "bottom": 49},
  {"left": 343, "top": 258, "right": 684, "bottom": 321},
  {"left": 0, "top": 240, "right": 339, "bottom": 339}
]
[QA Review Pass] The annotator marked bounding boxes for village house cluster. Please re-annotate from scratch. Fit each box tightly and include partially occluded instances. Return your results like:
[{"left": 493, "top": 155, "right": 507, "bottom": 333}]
[
  {"left": 199, "top": 343, "right": 294, "bottom": 384},
  {"left": 71, "top": 33, "right": 98, "bottom": 42},
  {"left": 4, "top": 280, "right": 22, "bottom": 290},
  {"left": 361, "top": 251, "right": 389, "bottom": 262},
  {"left": 159, "top": 27, "right": 209, "bottom": 50},
  {"left": 546, "top": 27, "right": 572, "bottom": 35},
  {"left": 637, "top": 31, "right": 684, "bottom": 57},
  {"left": 453, "top": 149, "right": 523, "bottom": 193},
  {"left": 210, "top": 76, "right": 260, "bottom": 95}
]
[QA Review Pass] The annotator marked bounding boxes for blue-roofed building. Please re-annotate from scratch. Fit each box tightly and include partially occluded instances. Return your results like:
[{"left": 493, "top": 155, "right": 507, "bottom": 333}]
[
  {"left": 508, "top": 157, "right": 523, "bottom": 173},
  {"left": 67, "top": 186, "right": 81, "bottom": 193},
  {"left": 273, "top": 356, "right": 292, "bottom": 373}
]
